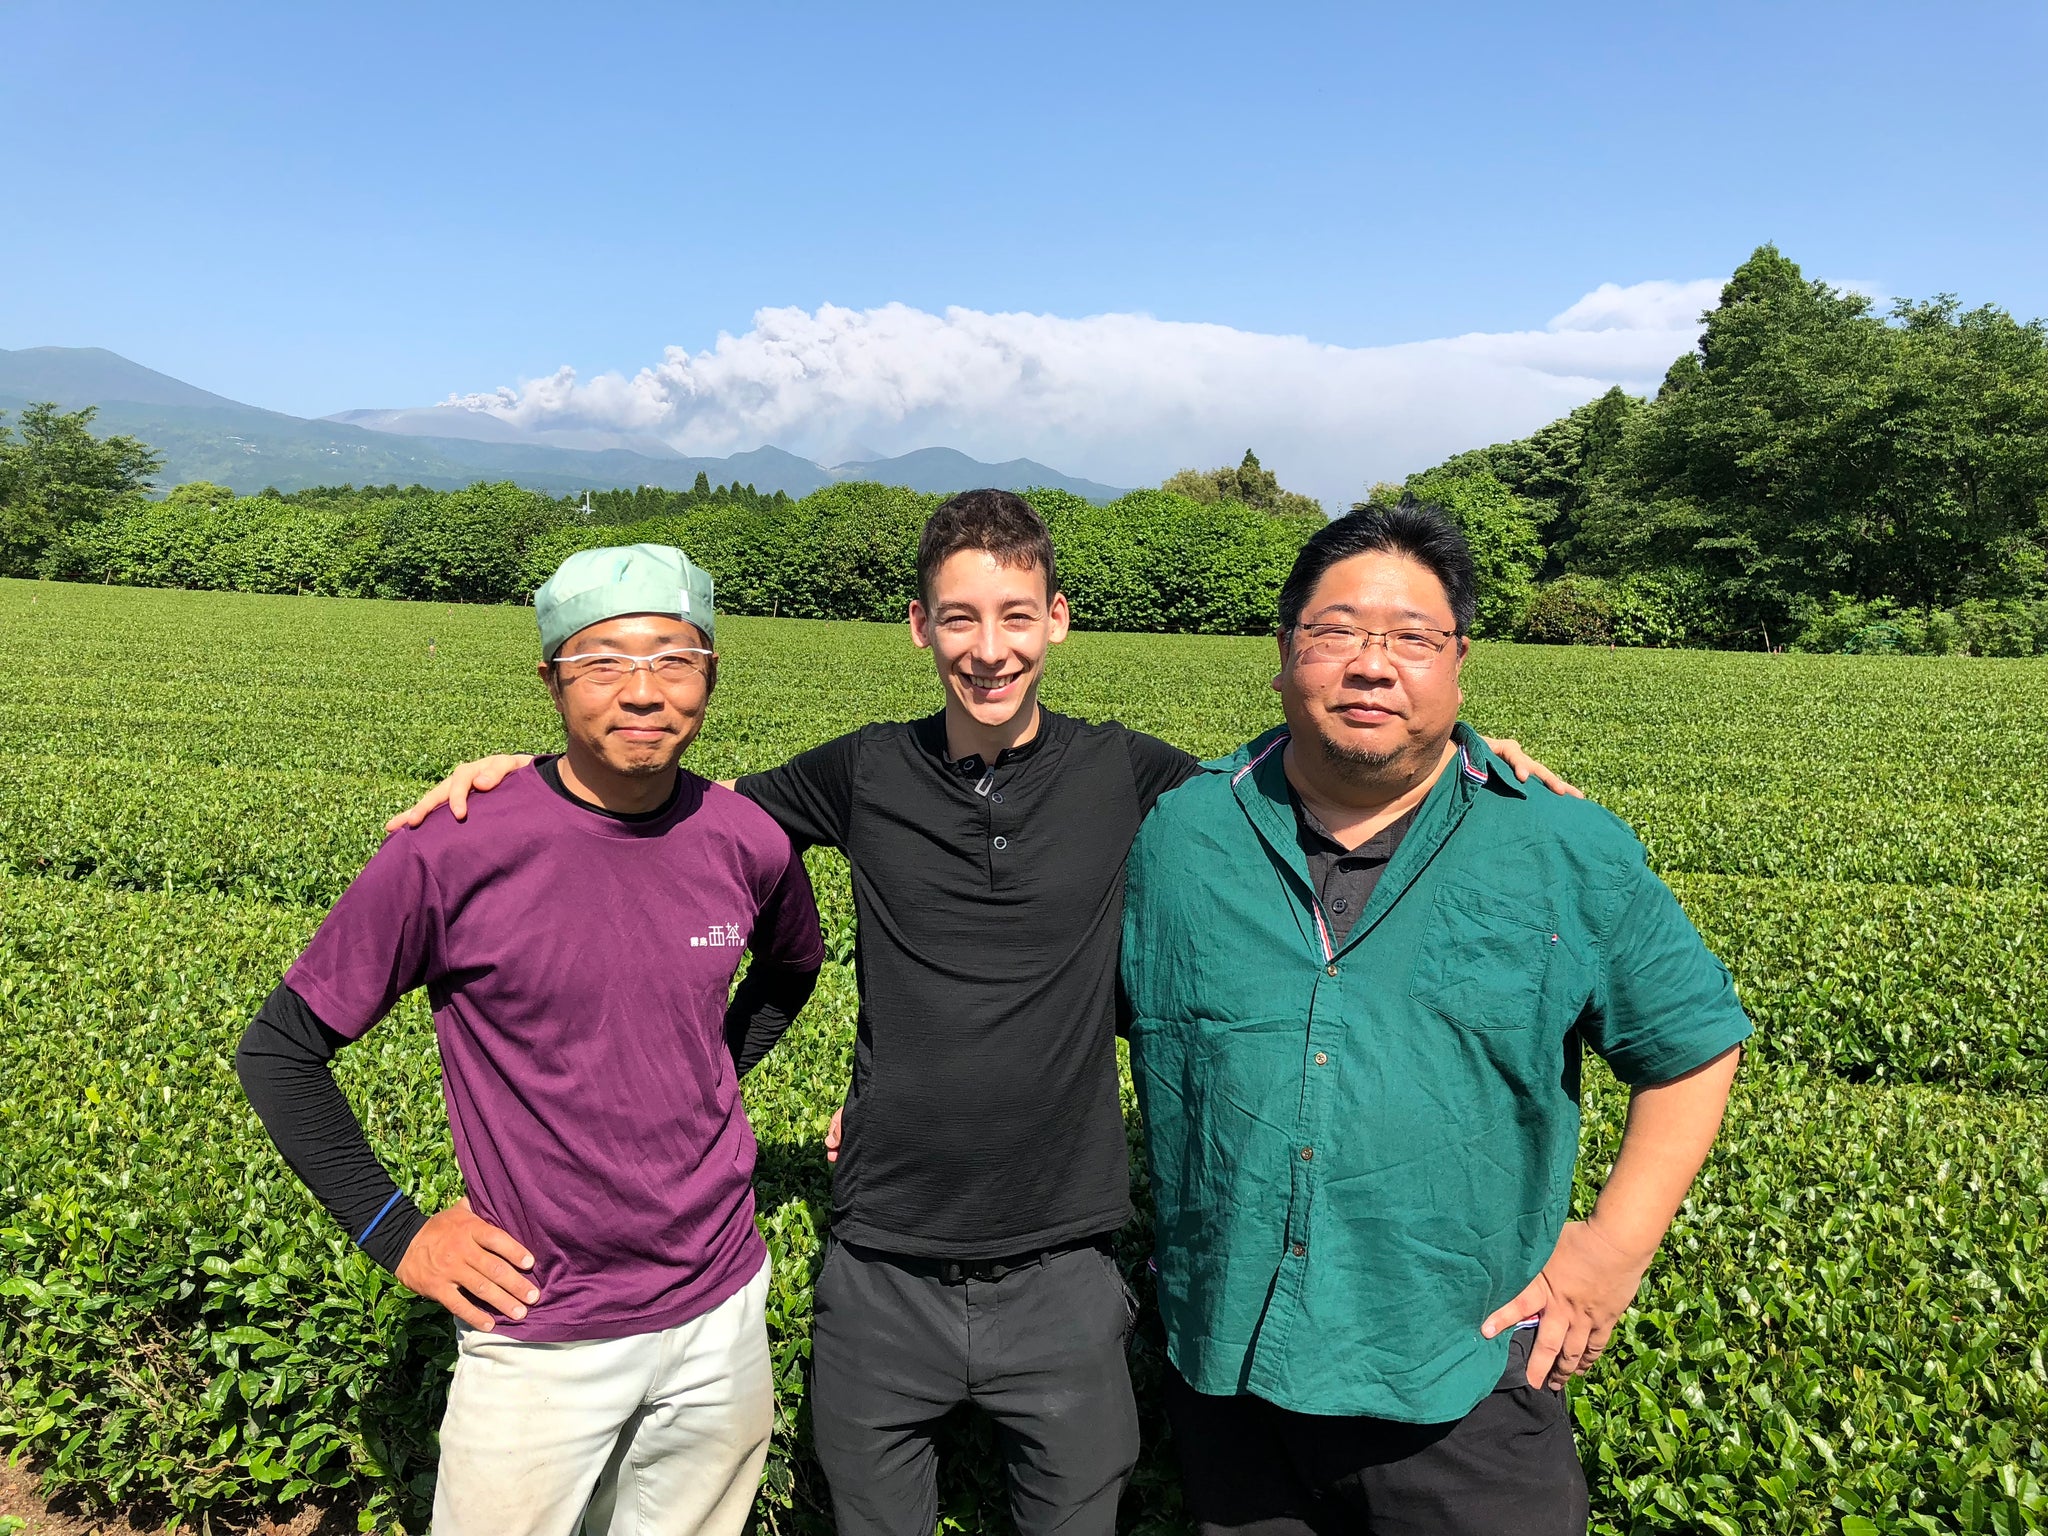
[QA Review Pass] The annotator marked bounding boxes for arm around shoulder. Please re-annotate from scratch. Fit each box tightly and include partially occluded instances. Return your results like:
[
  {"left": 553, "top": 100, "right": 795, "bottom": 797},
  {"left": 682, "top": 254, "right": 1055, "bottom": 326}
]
[
  {"left": 725, "top": 828, "right": 826, "bottom": 1074},
  {"left": 731, "top": 728, "right": 865, "bottom": 851},
  {"left": 384, "top": 752, "right": 536, "bottom": 833}
]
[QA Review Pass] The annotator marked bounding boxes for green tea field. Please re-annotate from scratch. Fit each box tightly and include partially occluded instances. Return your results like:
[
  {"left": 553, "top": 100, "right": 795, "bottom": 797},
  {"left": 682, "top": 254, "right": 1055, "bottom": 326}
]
[{"left": 2, "top": 578, "right": 2046, "bottom": 1535}]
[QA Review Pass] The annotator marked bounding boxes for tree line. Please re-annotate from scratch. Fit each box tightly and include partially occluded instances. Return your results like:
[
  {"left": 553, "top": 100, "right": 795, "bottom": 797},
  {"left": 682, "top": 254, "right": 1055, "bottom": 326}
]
[
  {"left": 7, "top": 243, "right": 2044, "bottom": 653},
  {"left": 1380, "top": 244, "right": 2048, "bottom": 655},
  {"left": 3, "top": 448, "right": 1315, "bottom": 636}
]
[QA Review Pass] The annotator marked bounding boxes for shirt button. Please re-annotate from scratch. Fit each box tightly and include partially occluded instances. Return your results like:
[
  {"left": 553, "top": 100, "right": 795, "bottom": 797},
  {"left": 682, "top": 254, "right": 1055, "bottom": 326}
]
[
  {"left": 992, "top": 836, "right": 1008, "bottom": 850},
  {"left": 1292, "top": 1243, "right": 1306, "bottom": 1257},
  {"left": 1300, "top": 1147, "right": 1314, "bottom": 1161},
  {"left": 992, "top": 791, "right": 1004, "bottom": 803},
  {"left": 1330, "top": 898, "right": 1348, "bottom": 913},
  {"left": 1325, "top": 963, "right": 1339, "bottom": 977},
  {"left": 1314, "top": 1052, "right": 1328, "bottom": 1066}
]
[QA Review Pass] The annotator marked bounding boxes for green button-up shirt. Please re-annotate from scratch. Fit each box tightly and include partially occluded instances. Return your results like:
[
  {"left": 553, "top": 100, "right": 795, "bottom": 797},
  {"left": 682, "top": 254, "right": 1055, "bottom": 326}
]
[{"left": 1122, "top": 723, "right": 1751, "bottom": 1424}]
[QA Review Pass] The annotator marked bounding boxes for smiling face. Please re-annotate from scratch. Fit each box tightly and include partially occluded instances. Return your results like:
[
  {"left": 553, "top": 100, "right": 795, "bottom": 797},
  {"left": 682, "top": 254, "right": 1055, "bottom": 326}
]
[
  {"left": 540, "top": 612, "right": 716, "bottom": 779},
  {"left": 909, "top": 548, "right": 1070, "bottom": 731},
  {"left": 1275, "top": 549, "right": 1468, "bottom": 784}
]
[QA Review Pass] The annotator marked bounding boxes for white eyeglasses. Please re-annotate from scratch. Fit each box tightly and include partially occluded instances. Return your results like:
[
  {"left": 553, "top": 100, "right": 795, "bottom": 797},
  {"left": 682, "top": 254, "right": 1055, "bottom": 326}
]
[{"left": 551, "top": 648, "right": 716, "bottom": 687}]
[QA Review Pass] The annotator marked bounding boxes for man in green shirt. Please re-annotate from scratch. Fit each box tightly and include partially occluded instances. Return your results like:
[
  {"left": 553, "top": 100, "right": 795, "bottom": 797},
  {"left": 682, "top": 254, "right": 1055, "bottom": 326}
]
[{"left": 1121, "top": 503, "right": 1749, "bottom": 1535}]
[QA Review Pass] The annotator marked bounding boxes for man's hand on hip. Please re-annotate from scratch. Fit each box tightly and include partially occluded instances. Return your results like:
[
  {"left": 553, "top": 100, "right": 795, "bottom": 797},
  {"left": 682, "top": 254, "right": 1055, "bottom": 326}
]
[
  {"left": 385, "top": 754, "right": 535, "bottom": 834},
  {"left": 396, "top": 1197, "right": 540, "bottom": 1331},
  {"left": 1481, "top": 1218, "right": 1653, "bottom": 1389},
  {"left": 1486, "top": 1046, "right": 1742, "bottom": 1388}
]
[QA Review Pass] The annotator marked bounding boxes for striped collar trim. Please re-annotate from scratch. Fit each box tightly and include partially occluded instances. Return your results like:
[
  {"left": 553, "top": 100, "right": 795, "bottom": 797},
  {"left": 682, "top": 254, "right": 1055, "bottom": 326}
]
[
  {"left": 1232, "top": 731, "right": 1289, "bottom": 785},
  {"left": 1457, "top": 742, "right": 1490, "bottom": 784}
]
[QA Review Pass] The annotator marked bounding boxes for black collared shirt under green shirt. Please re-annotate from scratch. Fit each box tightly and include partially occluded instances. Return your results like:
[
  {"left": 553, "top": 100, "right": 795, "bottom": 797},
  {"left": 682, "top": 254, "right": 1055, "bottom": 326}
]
[
  {"left": 735, "top": 709, "right": 1199, "bottom": 1259},
  {"left": 1292, "top": 791, "right": 1418, "bottom": 950}
]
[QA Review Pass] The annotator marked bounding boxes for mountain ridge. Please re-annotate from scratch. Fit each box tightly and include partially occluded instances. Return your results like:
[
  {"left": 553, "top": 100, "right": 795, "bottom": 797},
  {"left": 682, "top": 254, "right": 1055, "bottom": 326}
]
[{"left": 0, "top": 346, "right": 1127, "bottom": 501}]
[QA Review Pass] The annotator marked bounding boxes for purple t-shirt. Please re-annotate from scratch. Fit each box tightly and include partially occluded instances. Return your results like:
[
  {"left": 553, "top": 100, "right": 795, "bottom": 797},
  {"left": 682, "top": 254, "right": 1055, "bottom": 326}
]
[{"left": 287, "top": 764, "right": 824, "bottom": 1343}]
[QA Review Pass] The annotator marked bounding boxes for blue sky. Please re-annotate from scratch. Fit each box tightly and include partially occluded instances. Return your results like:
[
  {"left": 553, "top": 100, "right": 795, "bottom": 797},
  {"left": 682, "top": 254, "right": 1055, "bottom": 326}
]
[{"left": 5, "top": 1, "right": 2044, "bottom": 500}]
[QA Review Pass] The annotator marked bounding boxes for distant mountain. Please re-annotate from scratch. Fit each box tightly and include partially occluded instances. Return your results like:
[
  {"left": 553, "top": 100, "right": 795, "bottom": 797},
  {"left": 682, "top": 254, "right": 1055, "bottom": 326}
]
[
  {"left": 325, "top": 406, "right": 688, "bottom": 459},
  {"left": 0, "top": 345, "right": 251, "bottom": 412},
  {"left": 323, "top": 405, "right": 533, "bottom": 445},
  {"left": 0, "top": 346, "right": 1128, "bottom": 502},
  {"left": 828, "top": 446, "right": 1125, "bottom": 502}
]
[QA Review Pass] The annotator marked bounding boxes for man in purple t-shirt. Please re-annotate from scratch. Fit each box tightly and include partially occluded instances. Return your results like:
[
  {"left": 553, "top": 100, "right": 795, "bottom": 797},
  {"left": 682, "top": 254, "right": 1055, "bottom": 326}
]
[{"left": 236, "top": 544, "right": 824, "bottom": 1536}]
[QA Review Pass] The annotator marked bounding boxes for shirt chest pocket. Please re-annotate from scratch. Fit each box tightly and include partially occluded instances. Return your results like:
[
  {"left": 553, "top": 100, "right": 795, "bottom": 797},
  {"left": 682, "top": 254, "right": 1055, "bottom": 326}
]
[{"left": 1409, "top": 885, "right": 1557, "bottom": 1034}]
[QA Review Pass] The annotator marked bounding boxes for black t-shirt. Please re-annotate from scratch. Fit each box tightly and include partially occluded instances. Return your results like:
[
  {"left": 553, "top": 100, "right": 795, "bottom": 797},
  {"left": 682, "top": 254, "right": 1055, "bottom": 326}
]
[{"left": 736, "top": 709, "right": 1199, "bottom": 1257}]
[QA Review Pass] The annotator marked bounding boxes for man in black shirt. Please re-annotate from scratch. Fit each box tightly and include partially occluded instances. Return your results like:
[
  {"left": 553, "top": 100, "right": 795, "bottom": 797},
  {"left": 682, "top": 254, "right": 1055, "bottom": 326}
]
[
  {"left": 735, "top": 682, "right": 1194, "bottom": 1259},
  {"left": 729, "top": 515, "right": 1197, "bottom": 1536},
  {"left": 397, "top": 492, "right": 1571, "bottom": 1536}
]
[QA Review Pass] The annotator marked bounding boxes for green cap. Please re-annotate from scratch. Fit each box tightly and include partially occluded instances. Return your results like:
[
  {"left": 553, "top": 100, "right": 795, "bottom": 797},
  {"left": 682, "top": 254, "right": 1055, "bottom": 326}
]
[{"left": 535, "top": 543, "right": 715, "bottom": 658}]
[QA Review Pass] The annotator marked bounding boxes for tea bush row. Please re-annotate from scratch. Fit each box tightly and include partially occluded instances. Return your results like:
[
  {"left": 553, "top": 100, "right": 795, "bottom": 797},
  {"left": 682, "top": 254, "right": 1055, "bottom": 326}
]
[
  {"left": 8, "top": 749, "right": 2042, "bottom": 905},
  {"left": 4, "top": 751, "right": 2042, "bottom": 1094},
  {"left": 4, "top": 875, "right": 2044, "bottom": 1533},
  {"left": 6, "top": 580, "right": 2048, "bottom": 1533},
  {"left": 1564, "top": 1064, "right": 2048, "bottom": 1535},
  {"left": 1669, "top": 877, "right": 2048, "bottom": 1092},
  {"left": 10, "top": 580, "right": 2048, "bottom": 794}
]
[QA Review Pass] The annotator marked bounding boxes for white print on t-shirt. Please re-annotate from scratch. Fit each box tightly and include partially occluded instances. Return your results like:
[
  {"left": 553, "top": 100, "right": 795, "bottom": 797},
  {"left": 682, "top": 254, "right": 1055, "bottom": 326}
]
[{"left": 689, "top": 923, "right": 746, "bottom": 949}]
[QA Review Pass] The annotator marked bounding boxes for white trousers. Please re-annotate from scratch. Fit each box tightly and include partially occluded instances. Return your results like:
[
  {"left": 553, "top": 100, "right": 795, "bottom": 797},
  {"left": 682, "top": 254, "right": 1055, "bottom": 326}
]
[{"left": 432, "top": 1258, "right": 774, "bottom": 1536}]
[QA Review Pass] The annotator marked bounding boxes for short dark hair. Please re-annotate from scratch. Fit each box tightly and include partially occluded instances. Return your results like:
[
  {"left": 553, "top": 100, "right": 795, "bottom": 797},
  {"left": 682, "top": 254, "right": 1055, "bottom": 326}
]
[
  {"left": 917, "top": 489, "right": 1060, "bottom": 604},
  {"left": 1277, "top": 500, "right": 1476, "bottom": 634}
]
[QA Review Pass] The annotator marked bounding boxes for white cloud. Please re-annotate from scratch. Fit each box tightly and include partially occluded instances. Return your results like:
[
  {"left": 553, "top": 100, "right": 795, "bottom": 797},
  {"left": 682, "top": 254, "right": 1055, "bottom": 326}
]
[
  {"left": 1547, "top": 278, "right": 1723, "bottom": 333},
  {"left": 444, "top": 279, "right": 1725, "bottom": 507}
]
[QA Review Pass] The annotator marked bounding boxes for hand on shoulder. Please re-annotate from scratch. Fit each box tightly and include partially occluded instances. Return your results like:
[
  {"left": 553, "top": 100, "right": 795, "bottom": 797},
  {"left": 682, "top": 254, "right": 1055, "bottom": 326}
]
[
  {"left": 385, "top": 754, "right": 536, "bottom": 834},
  {"left": 1480, "top": 737, "right": 1583, "bottom": 799}
]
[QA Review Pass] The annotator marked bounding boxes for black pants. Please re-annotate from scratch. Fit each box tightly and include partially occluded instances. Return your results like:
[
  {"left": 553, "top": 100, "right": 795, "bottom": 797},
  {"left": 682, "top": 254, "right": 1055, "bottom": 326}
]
[
  {"left": 809, "top": 1236, "right": 1140, "bottom": 1536},
  {"left": 1164, "top": 1330, "right": 1589, "bottom": 1536}
]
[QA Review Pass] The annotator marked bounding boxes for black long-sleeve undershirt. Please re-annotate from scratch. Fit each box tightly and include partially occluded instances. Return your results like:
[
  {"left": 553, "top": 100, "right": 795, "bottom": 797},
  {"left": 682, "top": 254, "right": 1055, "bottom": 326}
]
[
  {"left": 235, "top": 983, "right": 428, "bottom": 1273},
  {"left": 235, "top": 958, "right": 819, "bottom": 1273},
  {"left": 725, "top": 959, "right": 819, "bottom": 1075}
]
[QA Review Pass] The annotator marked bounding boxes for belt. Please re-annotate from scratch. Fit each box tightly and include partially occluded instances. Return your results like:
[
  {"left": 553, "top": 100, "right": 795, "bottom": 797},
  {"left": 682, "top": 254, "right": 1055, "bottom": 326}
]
[
  {"left": 940, "top": 1250, "right": 1056, "bottom": 1284},
  {"left": 851, "top": 1235, "right": 1107, "bottom": 1286}
]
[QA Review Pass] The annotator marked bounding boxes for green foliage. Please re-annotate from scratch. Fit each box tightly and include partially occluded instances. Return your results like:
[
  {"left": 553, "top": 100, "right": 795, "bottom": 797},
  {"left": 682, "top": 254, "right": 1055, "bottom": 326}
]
[
  {"left": 1673, "top": 877, "right": 2048, "bottom": 1090},
  {"left": 1043, "top": 489, "right": 1317, "bottom": 634},
  {"left": 1394, "top": 469, "right": 1544, "bottom": 638},
  {"left": 3, "top": 582, "right": 2046, "bottom": 1533},
  {"left": 1568, "top": 1062, "right": 2048, "bottom": 1536},
  {"left": 41, "top": 482, "right": 565, "bottom": 601},
  {"left": 1423, "top": 386, "right": 1645, "bottom": 575},
  {"left": 1161, "top": 450, "right": 1324, "bottom": 520},
  {"left": 1593, "top": 247, "right": 2048, "bottom": 626},
  {"left": 1520, "top": 568, "right": 1722, "bottom": 648},
  {"left": 0, "top": 402, "right": 164, "bottom": 577},
  {"left": 42, "top": 478, "right": 1310, "bottom": 637},
  {"left": 371, "top": 482, "right": 558, "bottom": 604},
  {"left": 1791, "top": 593, "right": 2048, "bottom": 657},
  {"left": 529, "top": 483, "right": 1314, "bottom": 636},
  {"left": 1401, "top": 246, "right": 2048, "bottom": 651},
  {"left": 1521, "top": 573, "right": 1625, "bottom": 645},
  {"left": 579, "top": 479, "right": 793, "bottom": 526}
]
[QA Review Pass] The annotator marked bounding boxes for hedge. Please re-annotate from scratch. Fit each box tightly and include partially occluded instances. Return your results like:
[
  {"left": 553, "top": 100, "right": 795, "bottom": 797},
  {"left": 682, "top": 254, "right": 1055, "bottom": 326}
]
[{"left": 44, "top": 480, "right": 1314, "bottom": 637}]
